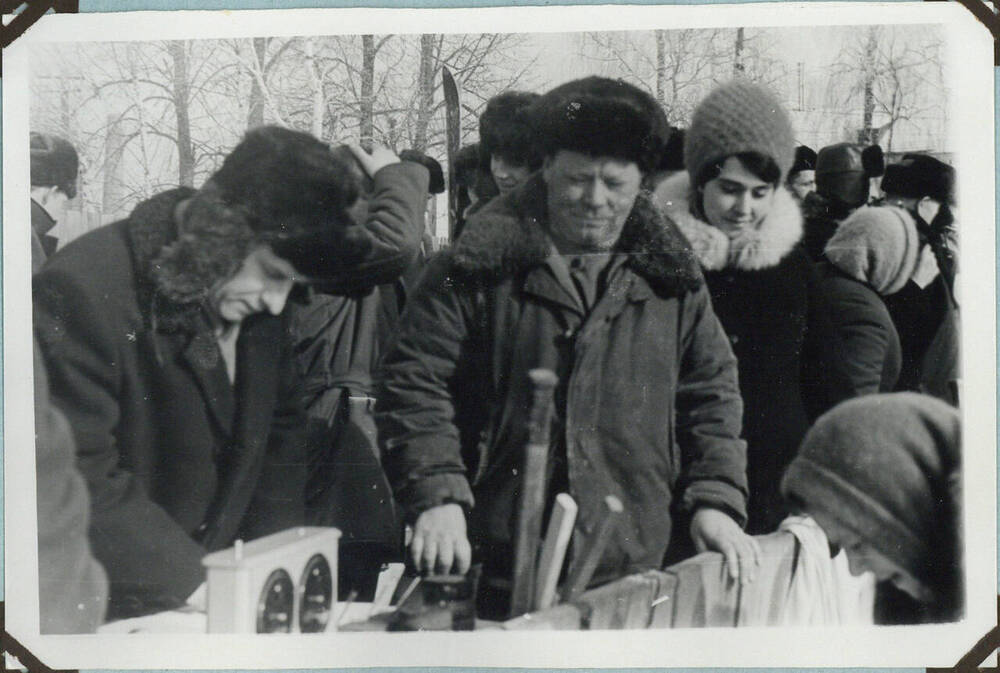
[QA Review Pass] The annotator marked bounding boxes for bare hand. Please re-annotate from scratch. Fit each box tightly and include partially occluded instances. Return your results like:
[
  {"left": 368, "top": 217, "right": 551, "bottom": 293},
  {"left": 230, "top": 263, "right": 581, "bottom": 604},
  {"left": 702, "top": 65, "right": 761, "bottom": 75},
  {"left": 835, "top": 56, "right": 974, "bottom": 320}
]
[
  {"left": 410, "top": 503, "right": 472, "bottom": 575},
  {"left": 347, "top": 142, "right": 400, "bottom": 178},
  {"left": 690, "top": 507, "right": 761, "bottom": 585}
]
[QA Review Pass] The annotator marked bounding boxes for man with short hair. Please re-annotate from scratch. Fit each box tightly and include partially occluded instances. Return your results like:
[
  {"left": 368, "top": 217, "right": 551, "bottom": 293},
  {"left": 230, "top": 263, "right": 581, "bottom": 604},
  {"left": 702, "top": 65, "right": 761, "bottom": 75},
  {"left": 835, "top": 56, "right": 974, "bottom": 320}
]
[
  {"left": 34, "top": 126, "right": 428, "bottom": 619},
  {"left": 30, "top": 131, "right": 79, "bottom": 272},
  {"left": 377, "top": 77, "right": 756, "bottom": 617}
]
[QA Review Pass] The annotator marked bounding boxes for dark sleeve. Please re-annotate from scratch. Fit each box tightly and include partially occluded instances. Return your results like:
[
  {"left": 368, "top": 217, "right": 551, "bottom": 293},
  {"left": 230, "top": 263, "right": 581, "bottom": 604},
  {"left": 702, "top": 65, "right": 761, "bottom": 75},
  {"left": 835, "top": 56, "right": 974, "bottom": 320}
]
[
  {"left": 34, "top": 339, "right": 109, "bottom": 633},
  {"left": 801, "top": 265, "right": 861, "bottom": 416},
  {"left": 673, "top": 284, "right": 749, "bottom": 525},
  {"left": 375, "top": 256, "right": 477, "bottom": 521},
  {"left": 239, "top": 330, "right": 310, "bottom": 540},
  {"left": 34, "top": 269, "right": 207, "bottom": 615},
  {"left": 824, "top": 281, "right": 892, "bottom": 400},
  {"left": 312, "top": 162, "right": 430, "bottom": 296}
]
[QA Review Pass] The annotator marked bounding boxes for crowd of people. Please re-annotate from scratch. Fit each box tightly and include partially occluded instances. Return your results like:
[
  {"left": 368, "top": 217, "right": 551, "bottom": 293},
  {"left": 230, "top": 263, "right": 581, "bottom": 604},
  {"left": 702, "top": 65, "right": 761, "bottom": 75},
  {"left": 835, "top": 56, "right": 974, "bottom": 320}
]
[{"left": 29, "top": 74, "right": 961, "bottom": 634}]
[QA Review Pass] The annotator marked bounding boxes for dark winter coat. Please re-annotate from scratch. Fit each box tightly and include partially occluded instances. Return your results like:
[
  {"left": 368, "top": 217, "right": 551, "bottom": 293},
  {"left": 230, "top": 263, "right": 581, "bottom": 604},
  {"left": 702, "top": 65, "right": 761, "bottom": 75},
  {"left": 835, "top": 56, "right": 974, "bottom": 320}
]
[
  {"left": 376, "top": 174, "right": 748, "bottom": 586},
  {"left": 291, "top": 163, "right": 430, "bottom": 593},
  {"left": 34, "top": 189, "right": 314, "bottom": 619},
  {"left": 816, "top": 261, "right": 902, "bottom": 398},
  {"left": 654, "top": 173, "right": 845, "bottom": 535}
]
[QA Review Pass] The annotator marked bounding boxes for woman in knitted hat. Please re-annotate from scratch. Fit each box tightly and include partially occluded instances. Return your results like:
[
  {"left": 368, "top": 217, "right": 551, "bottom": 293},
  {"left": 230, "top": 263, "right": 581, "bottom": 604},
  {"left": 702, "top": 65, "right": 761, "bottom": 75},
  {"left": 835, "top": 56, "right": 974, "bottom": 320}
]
[
  {"left": 781, "top": 393, "right": 962, "bottom": 623},
  {"left": 817, "top": 204, "right": 928, "bottom": 400},
  {"left": 653, "top": 80, "right": 846, "bottom": 535}
]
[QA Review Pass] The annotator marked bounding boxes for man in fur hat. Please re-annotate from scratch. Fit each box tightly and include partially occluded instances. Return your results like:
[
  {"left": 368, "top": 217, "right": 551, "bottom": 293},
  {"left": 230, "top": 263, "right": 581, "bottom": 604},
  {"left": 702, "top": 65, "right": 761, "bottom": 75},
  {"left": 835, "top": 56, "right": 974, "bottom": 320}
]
[
  {"left": 376, "top": 77, "right": 757, "bottom": 617},
  {"left": 34, "top": 126, "right": 429, "bottom": 620},
  {"left": 30, "top": 131, "right": 79, "bottom": 273},
  {"left": 878, "top": 154, "right": 959, "bottom": 404}
]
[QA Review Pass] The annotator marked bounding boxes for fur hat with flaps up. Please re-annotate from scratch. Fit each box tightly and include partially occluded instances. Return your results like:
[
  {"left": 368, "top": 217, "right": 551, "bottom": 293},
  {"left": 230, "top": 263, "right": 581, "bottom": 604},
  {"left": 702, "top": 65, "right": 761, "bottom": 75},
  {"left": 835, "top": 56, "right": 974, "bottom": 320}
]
[
  {"left": 824, "top": 204, "right": 922, "bottom": 295},
  {"left": 685, "top": 80, "right": 796, "bottom": 184},
  {"left": 880, "top": 154, "right": 956, "bottom": 206},
  {"left": 152, "top": 125, "right": 370, "bottom": 304},
  {"left": 532, "top": 77, "right": 670, "bottom": 174},
  {"left": 781, "top": 393, "right": 961, "bottom": 616}
]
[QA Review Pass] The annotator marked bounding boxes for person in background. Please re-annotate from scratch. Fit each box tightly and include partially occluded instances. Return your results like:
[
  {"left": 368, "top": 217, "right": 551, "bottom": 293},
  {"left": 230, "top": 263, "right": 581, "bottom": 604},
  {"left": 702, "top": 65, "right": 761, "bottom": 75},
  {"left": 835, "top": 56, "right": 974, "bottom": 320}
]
[
  {"left": 399, "top": 149, "right": 445, "bottom": 256},
  {"left": 643, "top": 126, "right": 686, "bottom": 193},
  {"left": 453, "top": 143, "right": 492, "bottom": 238},
  {"left": 30, "top": 131, "right": 79, "bottom": 273},
  {"left": 35, "top": 126, "right": 427, "bottom": 619},
  {"left": 786, "top": 145, "right": 816, "bottom": 202},
  {"left": 289, "top": 143, "right": 431, "bottom": 599},
  {"left": 653, "top": 80, "right": 847, "bottom": 536},
  {"left": 781, "top": 393, "right": 962, "bottom": 624},
  {"left": 378, "top": 77, "right": 757, "bottom": 619},
  {"left": 34, "top": 337, "right": 108, "bottom": 633},
  {"left": 800, "top": 142, "right": 884, "bottom": 260},
  {"left": 878, "top": 154, "right": 959, "bottom": 405},
  {"left": 472, "top": 90, "right": 543, "bottom": 208},
  {"left": 817, "top": 205, "right": 927, "bottom": 399}
]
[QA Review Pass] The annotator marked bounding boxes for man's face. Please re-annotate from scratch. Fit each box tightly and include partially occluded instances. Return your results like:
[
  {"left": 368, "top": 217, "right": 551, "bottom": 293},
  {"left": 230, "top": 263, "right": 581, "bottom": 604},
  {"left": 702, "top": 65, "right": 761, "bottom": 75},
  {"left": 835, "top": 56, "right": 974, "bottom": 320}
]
[
  {"left": 491, "top": 155, "right": 533, "bottom": 195},
  {"left": 788, "top": 169, "right": 816, "bottom": 201},
  {"left": 542, "top": 150, "right": 643, "bottom": 253},
  {"left": 210, "top": 245, "right": 301, "bottom": 324},
  {"left": 37, "top": 185, "right": 71, "bottom": 223}
]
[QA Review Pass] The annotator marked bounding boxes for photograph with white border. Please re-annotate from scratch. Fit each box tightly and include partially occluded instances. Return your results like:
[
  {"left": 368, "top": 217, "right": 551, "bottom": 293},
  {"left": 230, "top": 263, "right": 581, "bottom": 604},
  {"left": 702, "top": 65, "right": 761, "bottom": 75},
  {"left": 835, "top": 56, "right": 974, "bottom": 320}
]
[{"left": 2, "top": 2, "right": 996, "bottom": 669}]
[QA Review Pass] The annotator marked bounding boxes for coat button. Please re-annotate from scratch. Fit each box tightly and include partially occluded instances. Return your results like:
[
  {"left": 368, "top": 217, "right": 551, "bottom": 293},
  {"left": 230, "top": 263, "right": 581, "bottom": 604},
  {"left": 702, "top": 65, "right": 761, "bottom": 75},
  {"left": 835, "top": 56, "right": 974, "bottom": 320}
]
[{"left": 730, "top": 335, "right": 739, "bottom": 345}]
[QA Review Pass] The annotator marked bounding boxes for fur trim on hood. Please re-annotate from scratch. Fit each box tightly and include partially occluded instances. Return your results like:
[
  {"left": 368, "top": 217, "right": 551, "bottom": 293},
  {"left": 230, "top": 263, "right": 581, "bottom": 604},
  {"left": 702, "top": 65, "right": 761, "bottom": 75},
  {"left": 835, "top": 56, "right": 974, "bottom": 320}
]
[
  {"left": 652, "top": 172, "right": 803, "bottom": 272},
  {"left": 447, "top": 173, "right": 703, "bottom": 298}
]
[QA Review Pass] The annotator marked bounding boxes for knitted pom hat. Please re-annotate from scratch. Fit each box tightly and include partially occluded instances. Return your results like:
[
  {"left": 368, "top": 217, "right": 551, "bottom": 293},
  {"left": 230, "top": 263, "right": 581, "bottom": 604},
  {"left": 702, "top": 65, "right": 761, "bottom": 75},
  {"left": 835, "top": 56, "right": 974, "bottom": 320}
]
[
  {"left": 685, "top": 80, "right": 795, "bottom": 183},
  {"left": 824, "top": 205, "right": 921, "bottom": 295},
  {"left": 533, "top": 77, "right": 670, "bottom": 174},
  {"left": 780, "top": 393, "right": 961, "bottom": 606}
]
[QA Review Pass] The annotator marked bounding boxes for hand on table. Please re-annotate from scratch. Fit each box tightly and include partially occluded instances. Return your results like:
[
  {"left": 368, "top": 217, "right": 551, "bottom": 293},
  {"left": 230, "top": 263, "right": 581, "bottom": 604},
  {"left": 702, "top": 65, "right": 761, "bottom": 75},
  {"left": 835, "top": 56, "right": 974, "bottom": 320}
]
[
  {"left": 410, "top": 503, "right": 472, "bottom": 575},
  {"left": 690, "top": 507, "right": 761, "bottom": 585}
]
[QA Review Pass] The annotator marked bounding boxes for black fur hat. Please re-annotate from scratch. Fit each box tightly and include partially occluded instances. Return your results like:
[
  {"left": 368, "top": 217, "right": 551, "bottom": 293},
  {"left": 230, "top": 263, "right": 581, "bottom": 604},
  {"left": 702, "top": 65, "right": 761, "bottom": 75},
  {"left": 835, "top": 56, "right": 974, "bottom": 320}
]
[
  {"left": 400, "top": 149, "right": 445, "bottom": 194},
  {"left": 30, "top": 132, "right": 79, "bottom": 198},
  {"left": 479, "top": 91, "right": 543, "bottom": 170},
  {"left": 790, "top": 145, "right": 817, "bottom": 175},
  {"left": 881, "top": 154, "right": 956, "bottom": 206},
  {"left": 154, "top": 126, "right": 370, "bottom": 292},
  {"left": 533, "top": 77, "right": 669, "bottom": 174}
]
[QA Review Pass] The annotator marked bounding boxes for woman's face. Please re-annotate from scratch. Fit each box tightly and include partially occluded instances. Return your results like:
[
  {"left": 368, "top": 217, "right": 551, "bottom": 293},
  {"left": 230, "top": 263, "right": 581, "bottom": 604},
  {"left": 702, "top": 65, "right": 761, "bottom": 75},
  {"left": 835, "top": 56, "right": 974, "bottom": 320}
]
[
  {"left": 809, "top": 509, "right": 934, "bottom": 604},
  {"left": 701, "top": 156, "right": 776, "bottom": 235}
]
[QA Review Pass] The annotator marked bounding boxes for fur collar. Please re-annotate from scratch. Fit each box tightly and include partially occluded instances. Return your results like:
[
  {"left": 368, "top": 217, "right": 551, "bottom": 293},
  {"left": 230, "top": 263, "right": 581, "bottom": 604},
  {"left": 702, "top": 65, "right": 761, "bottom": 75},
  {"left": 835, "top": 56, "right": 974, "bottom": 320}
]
[
  {"left": 124, "top": 187, "right": 208, "bottom": 334},
  {"left": 652, "top": 172, "right": 803, "bottom": 272},
  {"left": 448, "top": 174, "right": 702, "bottom": 297}
]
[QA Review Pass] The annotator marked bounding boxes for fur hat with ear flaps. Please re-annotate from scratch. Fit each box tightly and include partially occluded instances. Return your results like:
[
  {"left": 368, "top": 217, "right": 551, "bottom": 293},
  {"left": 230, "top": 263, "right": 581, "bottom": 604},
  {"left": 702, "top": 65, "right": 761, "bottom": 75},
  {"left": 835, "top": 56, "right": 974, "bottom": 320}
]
[
  {"left": 150, "top": 125, "right": 371, "bottom": 307},
  {"left": 532, "top": 77, "right": 670, "bottom": 173}
]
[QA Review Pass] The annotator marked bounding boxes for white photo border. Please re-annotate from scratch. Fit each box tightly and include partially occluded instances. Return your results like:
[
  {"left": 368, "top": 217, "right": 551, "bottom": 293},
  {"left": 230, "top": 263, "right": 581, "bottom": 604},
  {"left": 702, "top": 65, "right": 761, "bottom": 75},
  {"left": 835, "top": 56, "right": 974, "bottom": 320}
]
[{"left": 3, "top": 2, "right": 995, "bottom": 669}]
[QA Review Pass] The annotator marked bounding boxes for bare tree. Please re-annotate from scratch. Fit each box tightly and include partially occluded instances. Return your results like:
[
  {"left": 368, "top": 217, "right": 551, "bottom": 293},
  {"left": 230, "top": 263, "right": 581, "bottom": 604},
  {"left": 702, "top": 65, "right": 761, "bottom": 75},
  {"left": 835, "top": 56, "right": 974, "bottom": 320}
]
[{"left": 831, "top": 25, "right": 946, "bottom": 150}]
